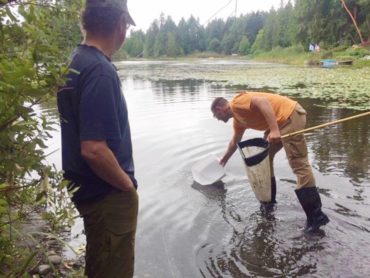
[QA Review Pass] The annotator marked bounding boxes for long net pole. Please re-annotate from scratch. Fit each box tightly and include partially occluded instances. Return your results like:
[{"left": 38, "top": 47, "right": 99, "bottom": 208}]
[{"left": 282, "top": 111, "right": 370, "bottom": 139}]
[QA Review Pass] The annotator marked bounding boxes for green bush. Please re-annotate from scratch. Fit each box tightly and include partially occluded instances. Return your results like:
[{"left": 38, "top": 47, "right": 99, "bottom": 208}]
[
  {"left": 0, "top": 1, "right": 82, "bottom": 275},
  {"left": 320, "top": 51, "right": 333, "bottom": 59},
  {"left": 287, "top": 44, "right": 305, "bottom": 53},
  {"left": 345, "top": 47, "right": 370, "bottom": 58},
  {"left": 332, "top": 44, "right": 350, "bottom": 52}
]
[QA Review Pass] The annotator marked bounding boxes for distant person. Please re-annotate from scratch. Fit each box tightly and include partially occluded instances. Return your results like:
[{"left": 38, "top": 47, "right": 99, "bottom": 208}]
[
  {"left": 211, "top": 92, "right": 329, "bottom": 232},
  {"left": 309, "top": 43, "right": 315, "bottom": 52},
  {"left": 315, "top": 43, "right": 320, "bottom": 52},
  {"left": 57, "top": 0, "right": 138, "bottom": 277}
]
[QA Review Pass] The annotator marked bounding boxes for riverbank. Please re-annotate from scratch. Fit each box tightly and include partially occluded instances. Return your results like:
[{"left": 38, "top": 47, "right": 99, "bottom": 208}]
[
  {"left": 251, "top": 45, "right": 370, "bottom": 68},
  {"left": 120, "top": 45, "right": 370, "bottom": 68},
  {"left": 1, "top": 205, "right": 84, "bottom": 277},
  {"left": 19, "top": 211, "right": 84, "bottom": 277}
]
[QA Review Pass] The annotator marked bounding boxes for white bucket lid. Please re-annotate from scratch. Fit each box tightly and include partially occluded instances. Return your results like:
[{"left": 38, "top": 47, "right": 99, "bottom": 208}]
[{"left": 191, "top": 154, "right": 225, "bottom": 185}]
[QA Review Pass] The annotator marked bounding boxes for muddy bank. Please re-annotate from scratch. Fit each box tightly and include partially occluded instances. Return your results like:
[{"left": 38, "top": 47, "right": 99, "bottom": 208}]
[{"left": 14, "top": 209, "right": 84, "bottom": 277}]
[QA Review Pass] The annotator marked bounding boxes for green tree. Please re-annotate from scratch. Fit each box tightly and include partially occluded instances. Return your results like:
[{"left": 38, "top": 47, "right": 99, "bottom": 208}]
[
  {"left": 153, "top": 14, "right": 181, "bottom": 57},
  {"left": 262, "top": 8, "right": 277, "bottom": 50},
  {"left": 292, "top": 0, "right": 367, "bottom": 47},
  {"left": 221, "top": 32, "right": 235, "bottom": 54},
  {"left": 242, "top": 12, "right": 267, "bottom": 46},
  {"left": 177, "top": 18, "right": 191, "bottom": 54},
  {"left": 358, "top": 0, "right": 370, "bottom": 42},
  {"left": 208, "top": 37, "right": 221, "bottom": 52},
  {"left": 251, "top": 29, "right": 265, "bottom": 53},
  {"left": 166, "top": 32, "right": 183, "bottom": 57},
  {"left": 275, "top": 1, "right": 295, "bottom": 48},
  {"left": 179, "top": 16, "right": 206, "bottom": 54},
  {"left": 144, "top": 20, "right": 159, "bottom": 57},
  {"left": 219, "top": 17, "right": 246, "bottom": 54},
  {"left": 238, "top": 35, "right": 251, "bottom": 55},
  {"left": 205, "top": 18, "right": 226, "bottom": 53},
  {"left": 340, "top": 0, "right": 370, "bottom": 44},
  {"left": 122, "top": 30, "right": 145, "bottom": 58}
]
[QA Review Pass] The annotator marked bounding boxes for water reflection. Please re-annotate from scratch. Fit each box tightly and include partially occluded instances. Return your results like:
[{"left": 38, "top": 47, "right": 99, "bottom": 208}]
[
  {"left": 192, "top": 181, "right": 227, "bottom": 204},
  {"left": 152, "top": 79, "right": 206, "bottom": 103},
  {"left": 303, "top": 101, "right": 370, "bottom": 183}
]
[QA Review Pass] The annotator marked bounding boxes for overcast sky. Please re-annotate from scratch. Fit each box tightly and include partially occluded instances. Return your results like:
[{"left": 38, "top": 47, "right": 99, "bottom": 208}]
[{"left": 128, "top": 0, "right": 282, "bottom": 31}]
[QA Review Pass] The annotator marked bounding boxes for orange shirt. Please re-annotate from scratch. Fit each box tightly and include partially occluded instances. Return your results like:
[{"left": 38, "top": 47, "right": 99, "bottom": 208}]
[{"left": 231, "top": 92, "right": 297, "bottom": 132}]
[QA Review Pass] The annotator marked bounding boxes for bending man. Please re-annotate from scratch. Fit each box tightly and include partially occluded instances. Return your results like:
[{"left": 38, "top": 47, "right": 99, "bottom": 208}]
[{"left": 211, "top": 92, "right": 329, "bottom": 232}]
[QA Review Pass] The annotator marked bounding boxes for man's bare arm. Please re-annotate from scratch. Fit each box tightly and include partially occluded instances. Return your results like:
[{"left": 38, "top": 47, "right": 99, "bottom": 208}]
[
  {"left": 81, "top": 140, "right": 134, "bottom": 191},
  {"left": 220, "top": 130, "right": 244, "bottom": 166},
  {"left": 251, "top": 96, "right": 281, "bottom": 143}
]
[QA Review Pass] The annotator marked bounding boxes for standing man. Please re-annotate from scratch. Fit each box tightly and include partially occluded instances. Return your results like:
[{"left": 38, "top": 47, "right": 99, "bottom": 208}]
[
  {"left": 211, "top": 92, "right": 329, "bottom": 232},
  {"left": 57, "top": 0, "right": 138, "bottom": 277}
]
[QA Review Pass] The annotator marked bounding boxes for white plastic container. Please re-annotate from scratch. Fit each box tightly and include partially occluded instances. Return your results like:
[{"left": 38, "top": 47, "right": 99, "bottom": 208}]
[{"left": 191, "top": 154, "right": 225, "bottom": 185}]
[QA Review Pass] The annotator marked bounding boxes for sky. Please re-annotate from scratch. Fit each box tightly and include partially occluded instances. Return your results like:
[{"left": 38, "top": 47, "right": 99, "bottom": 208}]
[{"left": 128, "top": 0, "right": 282, "bottom": 31}]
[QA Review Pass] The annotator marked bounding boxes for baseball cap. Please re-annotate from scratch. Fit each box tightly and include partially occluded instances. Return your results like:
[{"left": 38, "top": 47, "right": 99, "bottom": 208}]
[{"left": 85, "top": 0, "right": 136, "bottom": 26}]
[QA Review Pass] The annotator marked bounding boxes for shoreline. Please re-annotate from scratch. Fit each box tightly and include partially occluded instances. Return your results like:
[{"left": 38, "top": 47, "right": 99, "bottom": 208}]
[
  {"left": 12, "top": 207, "right": 84, "bottom": 277},
  {"left": 115, "top": 46, "right": 370, "bottom": 68}
]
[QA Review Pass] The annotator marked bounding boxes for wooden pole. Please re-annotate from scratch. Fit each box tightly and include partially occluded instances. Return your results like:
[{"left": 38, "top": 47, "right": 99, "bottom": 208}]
[{"left": 282, "top": 111, "right": 370, "bottom": 139}]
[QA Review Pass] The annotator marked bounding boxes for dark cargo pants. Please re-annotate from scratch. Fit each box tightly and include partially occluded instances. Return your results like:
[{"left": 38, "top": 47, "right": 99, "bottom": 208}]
[{"left": 76, "top": 189, "right": 139, "bottom": 278}]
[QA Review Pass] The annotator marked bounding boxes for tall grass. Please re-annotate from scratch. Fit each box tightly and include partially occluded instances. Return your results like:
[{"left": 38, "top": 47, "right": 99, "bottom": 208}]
[{"left": 252, "top": 45, "right": 310, "bottom": 65}]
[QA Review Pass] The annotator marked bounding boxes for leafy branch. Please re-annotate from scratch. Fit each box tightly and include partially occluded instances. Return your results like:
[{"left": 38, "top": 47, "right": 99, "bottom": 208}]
[{"left": 0, "top": 0, "right": 83, "bottom": 275}]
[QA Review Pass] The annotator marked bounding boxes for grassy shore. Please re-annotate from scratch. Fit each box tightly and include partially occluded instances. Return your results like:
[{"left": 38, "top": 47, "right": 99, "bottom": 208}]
[
  {"left": 250, "top": 45, "right": 370, "bottom": 68},
  {"left": 125, "top": 45, "right": 370, "bottom": 68}
]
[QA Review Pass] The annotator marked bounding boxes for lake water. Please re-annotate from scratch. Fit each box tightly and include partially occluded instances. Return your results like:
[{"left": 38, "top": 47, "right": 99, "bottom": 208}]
[{"left": 60, "top": 60, "right": 370, "bottom": 277}]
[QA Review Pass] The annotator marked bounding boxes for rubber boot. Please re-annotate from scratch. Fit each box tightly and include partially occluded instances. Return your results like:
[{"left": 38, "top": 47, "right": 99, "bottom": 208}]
[{"left": 295, "top": 187, "right": 329, "bottom": 232}]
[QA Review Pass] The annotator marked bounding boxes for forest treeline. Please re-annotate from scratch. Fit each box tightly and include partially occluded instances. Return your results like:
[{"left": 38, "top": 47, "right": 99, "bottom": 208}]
[{"left": 120, "top": 0, "right": 370, "bottom": 58}]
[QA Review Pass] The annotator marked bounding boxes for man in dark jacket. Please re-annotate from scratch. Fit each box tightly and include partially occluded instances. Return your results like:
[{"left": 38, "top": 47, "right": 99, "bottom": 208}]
[{"left": 57, "top": 1, "right": 138, "bottom": 277}]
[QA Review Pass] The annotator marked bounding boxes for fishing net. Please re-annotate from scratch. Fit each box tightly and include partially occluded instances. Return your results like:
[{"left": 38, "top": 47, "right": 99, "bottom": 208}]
[{"left": 238, "top": 138, "right": 272, "bottom": 202}]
